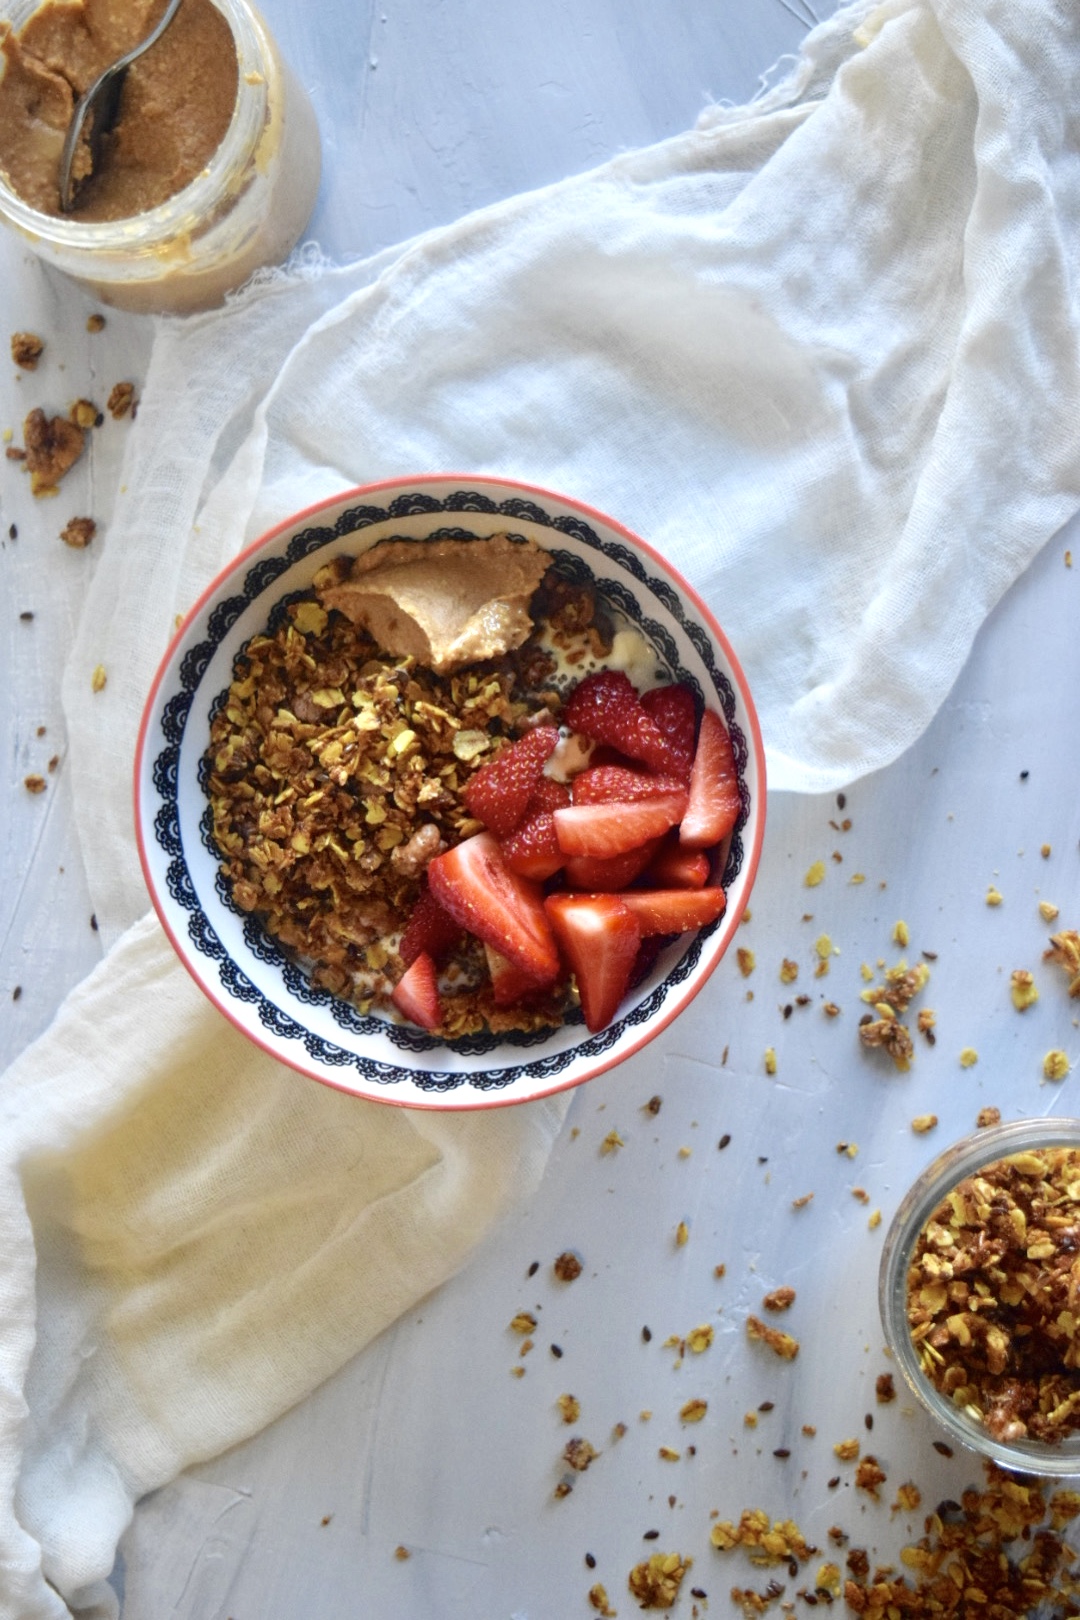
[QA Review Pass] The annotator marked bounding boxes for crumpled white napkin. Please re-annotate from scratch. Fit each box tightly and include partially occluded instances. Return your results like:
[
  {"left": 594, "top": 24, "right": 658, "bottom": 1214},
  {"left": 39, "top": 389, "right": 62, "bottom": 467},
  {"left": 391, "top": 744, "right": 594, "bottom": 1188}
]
[{"left": 5, "top": 0, "right": 1080, "bottom": 1613}]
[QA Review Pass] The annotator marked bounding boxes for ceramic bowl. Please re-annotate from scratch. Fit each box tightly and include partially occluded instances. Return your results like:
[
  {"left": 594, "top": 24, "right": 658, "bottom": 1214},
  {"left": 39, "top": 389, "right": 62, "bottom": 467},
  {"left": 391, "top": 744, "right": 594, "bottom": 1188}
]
[{"left": 135, "top": 475, "right": 766, "bottom": 1109}]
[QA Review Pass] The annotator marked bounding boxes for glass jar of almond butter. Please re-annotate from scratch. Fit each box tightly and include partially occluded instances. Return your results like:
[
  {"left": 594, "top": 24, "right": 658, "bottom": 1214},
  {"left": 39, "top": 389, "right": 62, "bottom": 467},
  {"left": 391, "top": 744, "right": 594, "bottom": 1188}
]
[{"left": 0, "top": 0, "right": 320, "bottom": 312}]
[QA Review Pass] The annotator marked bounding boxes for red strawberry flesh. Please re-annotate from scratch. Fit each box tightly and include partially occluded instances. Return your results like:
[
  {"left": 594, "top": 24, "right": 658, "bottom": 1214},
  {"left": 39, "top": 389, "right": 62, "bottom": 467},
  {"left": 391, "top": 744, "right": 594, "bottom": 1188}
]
[
  {"left": 644, "top": 839, "right": 711, "bottom": 890},
  {"left": 680, "top": 708, "right": 741, "bottom": 849},
  {"left": 427, "top": 832, "right": 560, "bottom": 984},
  {"left": 640, "top": 683, "right": 697, "bottom": 781},
  {"left": 562, "top": 671, "right": 672, "bottom": 775},
  {"left": 544, "top": 893, "right": 641, "bottom": 1033},
  {"left": 399, "top": 885, "right": 463, "bottom": 967},
  {"left": 554, "top": 791, "right": 688, "bottom": 858},
  {"left": 562, "top": 838, "right": 660, "bottom": 892},
  {"left": 619, "top": 887, "right": 727, "bottom": 936},
  {"left": 391, "top": 951, "right": 441, "bottom": 1031},
  {"left": 463, "top": 724, "right": 559, "bottom": 837},
  {"left": 570, "top": 764, "right": 687, "bottom": 806}
]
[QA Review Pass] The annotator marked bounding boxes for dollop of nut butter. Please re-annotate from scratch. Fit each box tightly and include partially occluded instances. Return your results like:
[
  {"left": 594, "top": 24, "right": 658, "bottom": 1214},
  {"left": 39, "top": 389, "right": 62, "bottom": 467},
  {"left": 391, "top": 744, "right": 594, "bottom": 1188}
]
[
  {"left": 0, "top": 0, "right": 238, "bottom": 219},
  {"left": 315, "top": 536, "right": 551, "bottom": 675}
]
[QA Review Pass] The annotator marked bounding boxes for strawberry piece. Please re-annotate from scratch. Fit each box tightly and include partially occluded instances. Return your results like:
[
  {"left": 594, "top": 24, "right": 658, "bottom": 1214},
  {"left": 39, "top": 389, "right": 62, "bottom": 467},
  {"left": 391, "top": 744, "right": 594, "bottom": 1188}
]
[
  {"left": 680, "top": 709, "right": 741, "bottom": 848},
  {"left": 545, "top": 893, "right": 641, "bottom": 1033},
  {"left": 391, "top": 951, "right": 441, "bottom": 1031},
  {"left": 562, "top": 671, "right": 672, "bottom": 774},
  {"left": 502, "top": 809, "right": 565, "bottom": 881},
  {"left": 570, "top": 764, "right": 687, "bottom": 806},
  {"left": 644, "top": 837, "right": 711, "bottom": 890},
  {"left": 619, "top": 887, "right": 727, "bottom": 936},
  {"left": 399, "top": 885, "right": 463, "bottom": 967},
  {"left": 484, "top": 943, "right": 555, "bottom": 1006},
  {"left": 463, "top": 725, "right": 559, "bottom": 837},
  {"left": 554, "top": 791, "right": 688, "bottom": 858},
  {"left": 629, "top": 932, "right": 667, "bottom": 989},
  {"left": 563, "top": 838, "right": 660, "bottom": 892},
  {"left": 640, "top": 683, "right": 697, "bottom": 781},
  {"left": 501, "top": 776, "right": 570, "bottom": 880},
  {"left": 427, "top": 832, "right": 560, "bottom": 984}
]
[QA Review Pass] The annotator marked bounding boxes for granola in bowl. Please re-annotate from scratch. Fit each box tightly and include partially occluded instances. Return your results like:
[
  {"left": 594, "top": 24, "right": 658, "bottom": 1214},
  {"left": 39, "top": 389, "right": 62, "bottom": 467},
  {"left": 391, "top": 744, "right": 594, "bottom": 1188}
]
[{"left": 136, "top": 476, "right": 765, "bottom": 1107}]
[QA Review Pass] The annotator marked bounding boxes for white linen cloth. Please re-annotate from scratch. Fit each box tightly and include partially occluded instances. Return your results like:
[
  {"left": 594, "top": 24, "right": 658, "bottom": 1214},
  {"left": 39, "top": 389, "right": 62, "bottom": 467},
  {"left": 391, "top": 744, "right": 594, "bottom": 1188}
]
[{"left": 4, "top": 0, "right": 1080, "bottom": 1613}]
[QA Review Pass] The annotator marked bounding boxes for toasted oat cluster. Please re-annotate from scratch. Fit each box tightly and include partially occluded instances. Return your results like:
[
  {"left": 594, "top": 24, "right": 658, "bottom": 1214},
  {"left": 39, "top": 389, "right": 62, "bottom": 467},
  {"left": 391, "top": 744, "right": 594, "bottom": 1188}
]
[
  {"left": 206, "top": 593, "right": 562, "bottom": 1034},
  {"left": 907, "top": 1146, "right": 1080, "bottom": 1442}
]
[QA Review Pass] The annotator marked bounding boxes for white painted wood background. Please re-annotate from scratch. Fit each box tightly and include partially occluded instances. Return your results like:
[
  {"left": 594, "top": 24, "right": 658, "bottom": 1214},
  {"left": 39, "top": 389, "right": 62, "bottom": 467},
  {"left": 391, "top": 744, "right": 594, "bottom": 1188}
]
[{"left": 5, "top": 2, "right": 1080, "bottom": 1616}]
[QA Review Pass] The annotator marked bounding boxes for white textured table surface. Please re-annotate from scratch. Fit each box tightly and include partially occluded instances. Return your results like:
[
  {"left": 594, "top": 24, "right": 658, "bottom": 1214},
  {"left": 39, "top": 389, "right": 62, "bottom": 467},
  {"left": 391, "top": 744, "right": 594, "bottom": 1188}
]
[{"left": 5, "top": 3, "right": 1080, "bottom": 1618}]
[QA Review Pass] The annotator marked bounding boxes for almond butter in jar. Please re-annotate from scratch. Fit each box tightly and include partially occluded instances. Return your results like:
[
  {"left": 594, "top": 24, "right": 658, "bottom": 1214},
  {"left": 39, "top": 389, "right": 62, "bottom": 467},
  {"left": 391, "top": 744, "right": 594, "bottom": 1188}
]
[{"left": 0, "top": 0, "right": 320, "bottom": 313}]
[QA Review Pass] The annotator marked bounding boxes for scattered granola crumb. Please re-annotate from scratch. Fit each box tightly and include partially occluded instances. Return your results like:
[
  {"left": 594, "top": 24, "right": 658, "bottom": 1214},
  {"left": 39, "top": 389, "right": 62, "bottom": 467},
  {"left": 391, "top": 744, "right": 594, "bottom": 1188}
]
[
  {"left": 553, "top": 1251, "right": 583, "bottom": 1282},
  {"left": 680, "top": 1398, "right": 707, "bottom": 1424},
  {"left": 588, "top": 1583, "right": 616, "bottom": 1617},
  {"left": 892, "top": 1482, "right": 921, "bottom": 1514},
  {"left": 959, "top": 1047, "right": 978, "bottom": 1068},
  {"left": 875, "top": 1373, "right": 895, "bottom": 1404},
  {"left": 916, "top": 1008, "right": 936, "bottom": 1044},
  {"left": 1067, "top": 550, "right": 1074, "bottom": 567},
  {"left": 20, "top": 407, "right": 84, "bottom": 494},
  {"left": 892, "top": 921, "right": 909, "bottom": 947},
  {"left": 1010, "top": 969, "right": 1039, "bottom": 1011},
  {"left": 868, "top": 1209, "right": 881, "bottom": 1230},
  {"left": 803, "top": 1423, "right": 817, "bottom": 1436},
  {"left": 393, "top": 1544, "right": 410, "bottom": 1560},
  {"left": 746, "top": 1315, "right": 799, "bottom": 1360},
  {"left": 600, "top": 1129, "right": 625, "bottom": 1155},
  {"left": 60, "top": 516, "right": 96, "bottom": 549},
  {"left": 780, "top": 959, "right": 799, "bottom": 984},
  {"left": 23, "top": 774, "right": 46, "bottom": 794},
  {"left": 910, "top": 1114, "right": 938, "bottom": 1135},
  {"left": 509, "top": 1311, "right": 537, "bottom": 1335},
  {"left": 1043, "top": 1049, "right": 1070, "bottom": 1082},
  {"left": 675, "top": 1221, "right": 690, "bottom": 1248},
  {"left": 687, "top": 1324, "right": 714, "bottom": 1354},
  {"left": 823, "top": 1001, "right": 841, "bottom": 1017},
  {"left": 553, "top": 1479, "right": 572, "bottom": 1497},
  {"left": 644, "top": 1094, "right": 662, "bottom": 1115},
  {"left": 709, "top": 1510, "right": 812, "bottom": 1564},
  {"left": 69, "top": 398, "right": 99, "bottom": 429},
  {"left": 764, "top": 1047, "right": 777, "bottom": 1076},
  {"left": 805, "top": 862, "right": 826, "bottom": 887},
  {"left": 107, "top": 381, "right": 136, "bottom": 419},
  {"left": 510, "top": 1364, "right": 525, "bottom": 1378},
  {"left": 1045, "top": 931, "right": 1080, "bottom": 996},
  {"left": 976, "top": 1105, "right": 1002, "bottom": 1128},
  {"left": 557, "top": 1394, "right": 581, "bottom": 1424},
  {"left": 1040, "top": 901, "right": 1060, "bottom": 922},
  {"left": 834, "top": 1438, "right": 860, "bottom": 1461},
  {"left": 658, "top": 1446, "right": 681, "bottom": 1462},
  {"left": 563, "top": 1436, "right": 599, "bottom": 1472},
  {"left": 677, "top": 1146, "right": 692, "bottom": 1160},
  {"left": 1042, "top": 844, "right": 1052, "bottom": 858},
  {"left": 715, "top": 1263, "right": 726, "bottom": 1278},
  {"left": 792, "top": 1192, "right": 814, "bottom": 1210},
  {"left": 986, "top": 885, "right": 1003, "bottom": 906},
  {"left": 859, "top": 1007, "right": 914, "bottom": 1072},
  {"left": 850, "top": 872, "right": 866, "bottom": 885},
  {"left": 627, "top": 1550, "right": 691, "bottom": 1610},
  {"left": 762, "top": 1287, "right": 795, "bottom": 1313},
  {"left": 11, "top": 332, "right": 43, "bottom": 370},
  {"left": 86, "top": 313, "right": 106, "bottom": 333},
  {"left": 744, "top": 1411, "right": 758, "bottom": 1428},
  {"left": 737, "top": 947, "right": 757, "bottom": 978}
]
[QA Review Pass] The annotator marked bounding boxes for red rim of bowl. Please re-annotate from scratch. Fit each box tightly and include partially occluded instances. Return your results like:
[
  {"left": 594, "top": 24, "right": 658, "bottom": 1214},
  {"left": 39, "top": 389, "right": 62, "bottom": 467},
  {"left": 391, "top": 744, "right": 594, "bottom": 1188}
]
[{"left": 134, "top": 473, "right": 767, "bottom": 1110}]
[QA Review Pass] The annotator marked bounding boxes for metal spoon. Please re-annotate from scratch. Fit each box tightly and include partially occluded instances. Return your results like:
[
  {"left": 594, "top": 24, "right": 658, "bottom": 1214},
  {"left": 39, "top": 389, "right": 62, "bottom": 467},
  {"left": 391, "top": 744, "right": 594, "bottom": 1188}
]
[{"left": 58, "top": 0, "right": 184, "bottom": 213}]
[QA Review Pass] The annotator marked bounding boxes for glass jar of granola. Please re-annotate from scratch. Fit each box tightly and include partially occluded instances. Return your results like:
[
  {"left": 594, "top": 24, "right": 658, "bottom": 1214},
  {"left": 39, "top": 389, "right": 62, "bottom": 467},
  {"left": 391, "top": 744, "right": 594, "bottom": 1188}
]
[
  {"left": 0, "top": 0, "right": 320, "bottom": 312},
  {"left": 880, "top": 1117, "right": 1080, "bottom": 1476}
]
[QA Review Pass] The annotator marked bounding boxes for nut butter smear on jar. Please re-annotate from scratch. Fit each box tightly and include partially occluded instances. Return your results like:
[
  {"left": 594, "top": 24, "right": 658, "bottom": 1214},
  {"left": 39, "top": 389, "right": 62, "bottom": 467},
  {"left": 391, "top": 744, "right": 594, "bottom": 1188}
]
[{"left": 0, "top": 0, "right": 238, "bottom": 219}]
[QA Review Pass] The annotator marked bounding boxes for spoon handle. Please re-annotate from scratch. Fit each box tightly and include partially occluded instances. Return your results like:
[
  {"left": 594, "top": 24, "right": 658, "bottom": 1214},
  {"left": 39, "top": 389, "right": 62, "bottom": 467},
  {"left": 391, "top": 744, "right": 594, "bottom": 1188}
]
[{"left": 59, "top": 0, "right": 185, "bottom": 213}]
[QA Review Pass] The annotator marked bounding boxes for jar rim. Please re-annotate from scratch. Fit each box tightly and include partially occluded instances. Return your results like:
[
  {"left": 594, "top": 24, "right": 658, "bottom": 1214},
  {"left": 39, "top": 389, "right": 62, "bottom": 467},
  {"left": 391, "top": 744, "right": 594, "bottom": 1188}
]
[
  {"left": 879, "top": 1115, "right": 1080, "bottom": 1476},
  {"left": 0, "top": 0, "right": 269, "bottom": 251}
]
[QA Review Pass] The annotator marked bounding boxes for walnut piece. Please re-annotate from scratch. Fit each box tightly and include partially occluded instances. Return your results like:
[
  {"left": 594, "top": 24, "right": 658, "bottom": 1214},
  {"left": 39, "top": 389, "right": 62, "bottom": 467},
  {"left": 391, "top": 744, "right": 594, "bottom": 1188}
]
[
  {"left": 60, "top": 516, "right": 96, "bottom": 549},
  {"left": 11, "top": 331, "right": 43, "bottom": 369},
  {"left": 21, "top": 407, "right": 84, "bottom": 495},
  {"left": 107, "top": 381, "right": 136, "bottom": 419}
]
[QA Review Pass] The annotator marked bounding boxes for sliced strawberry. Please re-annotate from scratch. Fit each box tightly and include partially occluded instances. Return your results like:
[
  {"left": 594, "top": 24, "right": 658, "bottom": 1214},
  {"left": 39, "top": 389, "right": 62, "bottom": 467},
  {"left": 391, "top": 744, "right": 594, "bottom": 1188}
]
[
  {"left": 644, "top": 837, "right": 711, "bottom": 890},
  {"left": 629, "top": 932, "right": 667, "bottom": 989},
  {"left": 562, "top": 671, "right": 672, "bottom": 775},
  {"left": 554, "top": 791, "right": 688, "bottom": 858},
  {"left": 463, "top": 724, "right": 559, "bottom": 837},
  {"left": 545, "top": 893, "right": 641, "bottom": 1033},
  {"left": 391, "top": 951, "right": 441, "bottom": 1031},
  {"left": 640, "top": 683, "right": 697, "bottom": 781},
  {"left": 484, "top": 943, "right": 553, "bottom": 1006},
  {"left": 427, "top": 832, "right": 560, "bottom": 984},
  {"left": 620, "top": 887, "right": 727, "bottom": 936},
  {"left": 502, "top": 810, "right": 565, "bottom": 881},
  {"left": 570, "top": 764, "right": 687, "bottom": 806},
  {"left": 528, "top": 775, "right": 572, "bottom": 812},
  {"left": 563, "top": 838, "right": 661, "bottom": 892},
  {"left": 399, "top": 885, "right": 463, "bottom": 967},
  {"left": 680, "top": 709, "right": 741, "bottom": 848}
]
